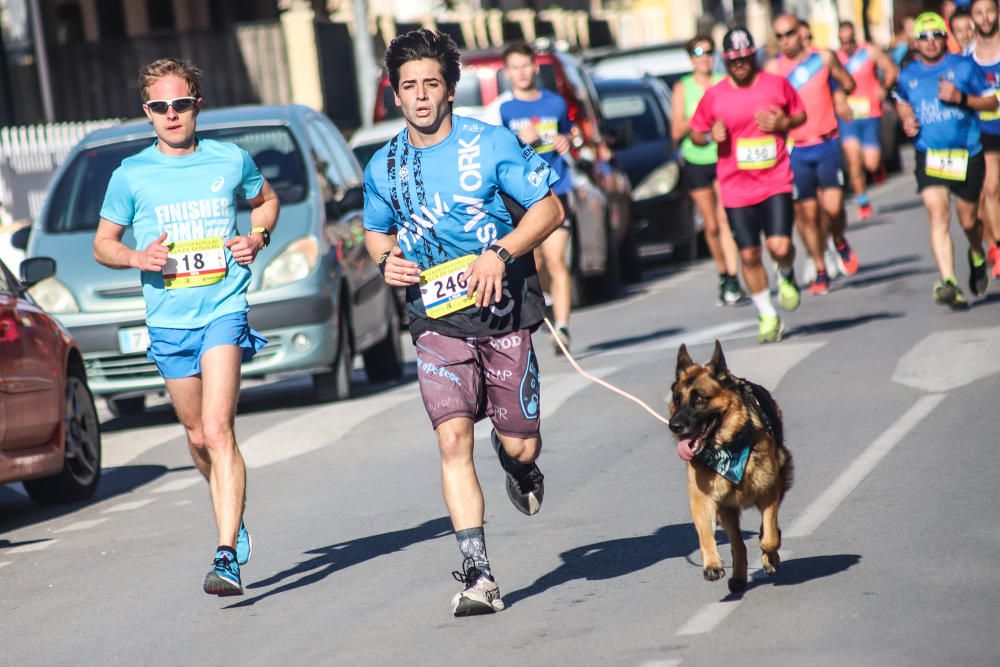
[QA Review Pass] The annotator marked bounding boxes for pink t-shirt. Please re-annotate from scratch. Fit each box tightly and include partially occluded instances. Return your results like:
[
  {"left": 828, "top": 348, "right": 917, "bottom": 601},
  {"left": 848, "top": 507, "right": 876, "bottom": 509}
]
[{"left": 690, "top": 72, "right": 804, "bottom": 208}]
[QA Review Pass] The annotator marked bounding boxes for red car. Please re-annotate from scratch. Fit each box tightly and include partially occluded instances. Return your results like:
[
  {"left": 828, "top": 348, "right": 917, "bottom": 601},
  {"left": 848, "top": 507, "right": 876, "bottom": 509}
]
[
  {"left": 374, "top": 47, "right": 640, "bottom": 297},
  {"left": 0, "top": 256, "right": 101, "bottom": 504}
]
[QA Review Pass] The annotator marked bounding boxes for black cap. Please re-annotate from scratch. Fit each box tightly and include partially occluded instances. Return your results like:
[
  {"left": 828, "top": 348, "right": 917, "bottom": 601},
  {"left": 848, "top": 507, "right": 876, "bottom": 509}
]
[{"left": 722, "top": 27, "right": 756, "bottom": 60}]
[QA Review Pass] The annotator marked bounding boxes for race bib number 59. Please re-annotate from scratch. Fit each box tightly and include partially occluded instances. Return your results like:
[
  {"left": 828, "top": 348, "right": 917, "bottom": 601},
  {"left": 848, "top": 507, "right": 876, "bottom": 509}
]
[
  {"left": 420, "top": 254, "right": 478, "bottom": 319},
  {"left": 163, "top": 237, "right": 227, "bottom": 289},
  {"left": 736, "top": 136, "right": 778, "bottom": 170}
]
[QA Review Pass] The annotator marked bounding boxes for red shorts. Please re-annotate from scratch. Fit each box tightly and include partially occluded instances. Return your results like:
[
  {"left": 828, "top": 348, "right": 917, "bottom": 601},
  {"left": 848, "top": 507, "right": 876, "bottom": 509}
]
[{"left": 414, "top": 329, "right": 541, "bottom": 437}]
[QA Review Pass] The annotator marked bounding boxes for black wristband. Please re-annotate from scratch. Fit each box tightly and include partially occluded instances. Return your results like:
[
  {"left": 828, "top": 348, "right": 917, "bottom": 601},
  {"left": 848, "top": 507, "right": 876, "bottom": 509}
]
[
  {"left": 960, "top": 92, "right": 968, "bottom": 107},
  {"left": 377, "top": 251, "right": 390, "bottom": 276}
]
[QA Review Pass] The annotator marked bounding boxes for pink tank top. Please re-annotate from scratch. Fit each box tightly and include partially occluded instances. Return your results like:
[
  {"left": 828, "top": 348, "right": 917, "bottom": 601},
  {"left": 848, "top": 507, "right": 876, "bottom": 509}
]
[
  {"left": 771, "top": 51, "right": 839, "bottom": 146},
  {"left": 837, "top": 45, "right": 883, "bottom": 119}
]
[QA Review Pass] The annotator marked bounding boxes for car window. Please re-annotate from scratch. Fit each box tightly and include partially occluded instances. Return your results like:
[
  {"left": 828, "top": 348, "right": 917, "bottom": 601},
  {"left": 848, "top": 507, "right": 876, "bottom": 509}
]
[
  {"left": 0, "top": 259, "right": 12, "bottom": 293},
  {"left": 352, "top": 142, "right": 382, "bottom": 171},
  {"left": 310, "top": 116, "right": 362, "bottom": 184},
  {"left": 600, "top": 91, "right": 668, "bottom": 147},
  {"left": 305, "top": 121, "right": 343, "bottom": 204},
  {"left": 381, "top": 76, "right": 482, "bottom": 120},
  {"left": 45, "top": 126, "right": 307, "bottom": 233}
]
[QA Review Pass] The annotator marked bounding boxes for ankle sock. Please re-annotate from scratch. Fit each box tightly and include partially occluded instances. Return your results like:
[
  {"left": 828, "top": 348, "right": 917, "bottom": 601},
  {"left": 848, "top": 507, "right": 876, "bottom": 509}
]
[
  {"left": 751, "top": 289, "right": 777, "bottom": 318},
  {"left": 456, "top": 527, "right": 492, "bottom": 579},
  {"left": 858, "top": 193, "right": 870, "bottom": 206},
  {"left": 215, "top": 546, "right": 237, "bottom": 560}
]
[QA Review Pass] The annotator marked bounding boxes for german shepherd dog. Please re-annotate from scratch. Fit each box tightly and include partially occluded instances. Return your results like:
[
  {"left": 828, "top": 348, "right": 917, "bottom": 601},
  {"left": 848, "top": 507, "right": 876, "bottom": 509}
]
[{"left": 669, "top": 341, "right": 794, "bottom": 593}]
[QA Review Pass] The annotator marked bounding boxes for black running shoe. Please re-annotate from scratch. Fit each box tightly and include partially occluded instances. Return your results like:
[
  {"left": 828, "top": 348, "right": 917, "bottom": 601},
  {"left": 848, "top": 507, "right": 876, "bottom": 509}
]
[
  {"left": 491, "top": 429, "right": 544, "bottom": 515},
  {"left": 968, "top": 249, "right": 989, "bottom": 297},
  {"left": 933, "top": 278, "right": 969, "bottom": 311}
]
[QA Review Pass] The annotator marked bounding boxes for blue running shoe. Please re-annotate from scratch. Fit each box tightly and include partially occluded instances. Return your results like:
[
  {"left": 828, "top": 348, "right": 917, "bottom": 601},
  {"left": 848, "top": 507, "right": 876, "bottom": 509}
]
[
  {"left": 203, "top": 551, "right": 242, "bottom": 596},
  {"left": 236, "top": 520, "right": 252, "bottom": 566}
]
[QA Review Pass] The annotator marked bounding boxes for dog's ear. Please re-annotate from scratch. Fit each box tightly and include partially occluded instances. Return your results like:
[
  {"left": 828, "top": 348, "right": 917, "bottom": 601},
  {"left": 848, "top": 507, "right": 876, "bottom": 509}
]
[
  {"left": 676, "top": 344, "right": 695, "bottom": 379},
  {"left": 707, "top": 339, "right": 729, "bottom": 379}
]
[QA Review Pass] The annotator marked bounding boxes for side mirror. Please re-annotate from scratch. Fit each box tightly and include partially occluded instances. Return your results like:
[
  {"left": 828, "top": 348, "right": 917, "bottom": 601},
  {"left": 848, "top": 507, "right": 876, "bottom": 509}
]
[
  {"left": 10, "top": 225, "right": 30, "bottom": 251},
  {"left": 20, "top": 257, "right": 56, "bottom": 288}
]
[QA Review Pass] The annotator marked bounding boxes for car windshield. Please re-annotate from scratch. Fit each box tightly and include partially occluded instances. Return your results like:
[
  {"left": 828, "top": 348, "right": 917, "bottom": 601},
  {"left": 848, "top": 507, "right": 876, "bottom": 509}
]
[
  {"left": 45, "top": 125, "right": 307, "bottom": 234},
  {"left": 381, "top": 76, "right": 483, "bottom": 120},
  {"left": 352, "top": 142, "right": 383, "bottom": 170},
  {"left": 599, "top": 91, "right": 667, "bottom": 148}
]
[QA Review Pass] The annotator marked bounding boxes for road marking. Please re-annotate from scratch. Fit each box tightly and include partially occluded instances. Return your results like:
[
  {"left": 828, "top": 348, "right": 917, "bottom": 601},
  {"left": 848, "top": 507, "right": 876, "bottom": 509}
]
[
  {"left": 7, "top": 540, "right": 57, "bottom": 554},
  {"left": 101, "top": 499, "right": 156, "bottom": 514},
  {"left": 676, "top": 601, "right": 742, "bottom": 635},
  {"left": 0, "top": 561, "right": 9, "bottom": 569},
  {"left": 241, "top": 384, "right": 419, "bottom": 470},
  {"left": 787, "top": 394, "right": 945, "bottom": 538},
  {"left": 597, "top": 320, "right": 757, "bottom": 359},
  {"left": 892, "top": 326, "right": 1000, "bottom": 393},
  {"left": 720, "top": 341, "right": 827, "bottom": 392},
  {"left": 542, "top": 366, "right": 618, "bottom": 418},
  {"left": 101, "top": 424, "right": 182, "bottom": 468},
  {"left": 150, "top": 476, "right": 202, "bottom": 494},
  {"left": 639, "top": 660, "right": 682, "bottom": 667},
  {"left": 55, "top": 519, "right": 109, "bottom": 533}
]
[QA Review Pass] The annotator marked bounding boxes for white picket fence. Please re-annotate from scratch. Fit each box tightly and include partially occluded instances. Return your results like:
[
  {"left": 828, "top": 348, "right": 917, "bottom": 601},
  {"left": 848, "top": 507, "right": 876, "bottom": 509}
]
[{"left": 0, "top": 119, "right": 121, "bottom": 223}]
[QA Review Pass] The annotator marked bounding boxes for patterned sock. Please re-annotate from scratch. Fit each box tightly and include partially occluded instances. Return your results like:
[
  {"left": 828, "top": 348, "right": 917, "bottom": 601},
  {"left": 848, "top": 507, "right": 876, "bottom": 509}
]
[{"left": 456, "top": 527, "right": 492, "bottom": 579}]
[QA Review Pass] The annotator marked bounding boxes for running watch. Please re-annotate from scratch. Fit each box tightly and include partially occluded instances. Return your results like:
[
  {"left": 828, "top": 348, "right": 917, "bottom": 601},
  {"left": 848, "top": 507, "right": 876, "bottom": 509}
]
[
  {"left": 487, "top": 244, "right": 514, "bottom": 264},
  {"left": 250, "top": 226, "right": 270, "bottom": 247}
]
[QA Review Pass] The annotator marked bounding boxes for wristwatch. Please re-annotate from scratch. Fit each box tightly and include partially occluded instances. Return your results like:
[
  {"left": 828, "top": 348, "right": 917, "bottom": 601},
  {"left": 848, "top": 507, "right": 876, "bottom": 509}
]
[
  {"left": 487, "top": 244, "right": 514, "bottom": 264},
  {"left": 250, "top": 226, "right": 270, "bottom": 247}
]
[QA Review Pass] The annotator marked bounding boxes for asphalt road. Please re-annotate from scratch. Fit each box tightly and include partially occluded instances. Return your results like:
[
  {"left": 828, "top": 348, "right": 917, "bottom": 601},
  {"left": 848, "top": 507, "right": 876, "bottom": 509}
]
[{"left": 2, "top": 161, "right": 999, "bottom": 666}]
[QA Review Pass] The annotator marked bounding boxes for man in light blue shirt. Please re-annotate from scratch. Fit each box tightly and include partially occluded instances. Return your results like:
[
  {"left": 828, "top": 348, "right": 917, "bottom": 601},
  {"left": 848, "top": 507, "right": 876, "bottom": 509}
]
[{"left": 94, "top": 58, "right": 279, "bottom": 596}]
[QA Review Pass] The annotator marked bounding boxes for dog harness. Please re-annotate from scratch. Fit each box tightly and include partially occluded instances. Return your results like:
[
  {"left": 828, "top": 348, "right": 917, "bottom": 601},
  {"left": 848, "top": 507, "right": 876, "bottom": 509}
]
[{"left": 693, "top": 378, "right": 777, "bottom": 484}]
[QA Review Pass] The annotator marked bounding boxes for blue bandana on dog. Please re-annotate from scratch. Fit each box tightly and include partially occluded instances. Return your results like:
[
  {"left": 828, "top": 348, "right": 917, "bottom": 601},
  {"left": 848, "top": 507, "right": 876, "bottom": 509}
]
[{"left": 693, "top": 427, "right": 753, "bottom": 484}]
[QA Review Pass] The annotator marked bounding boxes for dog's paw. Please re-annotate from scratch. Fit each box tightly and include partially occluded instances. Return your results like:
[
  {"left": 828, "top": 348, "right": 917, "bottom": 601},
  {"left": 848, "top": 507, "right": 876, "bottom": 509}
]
[
  {"left": 703, "top": 564, "right": 726, "bottom": 581},
  {"left": 761, "top": 551, "right": 780, "bottom": 575},
  {"left": 728, "top": 577, "right": 747, "bottom": 593}
]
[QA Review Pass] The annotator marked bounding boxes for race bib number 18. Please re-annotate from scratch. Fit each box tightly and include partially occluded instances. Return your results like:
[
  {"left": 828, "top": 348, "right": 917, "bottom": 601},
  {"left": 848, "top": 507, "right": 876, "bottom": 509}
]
[
  {"left": 925, "top": 149, "right": 969, "bottom": 181},
  {"left": 163, "top": 237, "right": 227, "bottom": 289},
  {"left": 736, "top": 136, "right": 778, "bottom": 170},
  {"left": 420, "top": 254, "right": 478, "bottom": 319}
]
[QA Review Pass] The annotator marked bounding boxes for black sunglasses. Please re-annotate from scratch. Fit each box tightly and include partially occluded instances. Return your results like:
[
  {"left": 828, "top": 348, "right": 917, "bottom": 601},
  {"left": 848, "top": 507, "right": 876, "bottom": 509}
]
[
  {"left": 145, "top": 97, "right": 197, "bottom": 114},
  {"left": 775, "top": 28, "right": 799, "bottom": 40},
  {"left": 690, "top": 46, "right": 715, "bottom": 57}
]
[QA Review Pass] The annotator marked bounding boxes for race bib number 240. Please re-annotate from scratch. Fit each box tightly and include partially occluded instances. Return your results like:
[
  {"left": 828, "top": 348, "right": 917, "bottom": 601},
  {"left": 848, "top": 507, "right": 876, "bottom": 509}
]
[{"left": 420, "top": 254, "right": 478, "bottom": 319}]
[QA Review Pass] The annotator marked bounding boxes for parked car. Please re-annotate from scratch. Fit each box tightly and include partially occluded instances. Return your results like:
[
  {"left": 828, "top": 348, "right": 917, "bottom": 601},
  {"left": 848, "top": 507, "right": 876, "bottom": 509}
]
[
  {"left": 585, "top": 41, "right": 693, "bottom": 90},
  {"left": 13, "top": 105, "right": 403, "bottom": 416},
  {"left": 594, "top": 77, "right": 697, "bottom": 260},
  {"left": 0, "top": 256, "right": 101, "bottom": 504},
  {"left": 374, "top": 46, "right": 638, "bottom": 296}
]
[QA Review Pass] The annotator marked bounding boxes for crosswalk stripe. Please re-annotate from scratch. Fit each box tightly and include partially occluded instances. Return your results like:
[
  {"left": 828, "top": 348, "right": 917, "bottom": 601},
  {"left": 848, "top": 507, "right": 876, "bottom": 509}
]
[
  {"left": 892, "top": 326, "right": 1000, "bottom": 393},
  {"left": 7, "top": 540, "right": 57, "bottom": 554},
  {"left": 720, "top": 340, "right": 827, "bottom": 391},
  {"left": 241, "top": 384, "right": 419, "bottom": 470},
  {"left": 597, "top": 319, "right": 758, "bottom": 358},
  {"left": 55, "top": 519, "right": 109, "bottom": 533},
  {"left": 101, "top": 499, "right": 156, "bottom": 513},
  {"left": 150, "top": 476, "right": 202, "bottom": 494},
  {"left": 675, "top": 601, "right": 741, "bottom": 635}
]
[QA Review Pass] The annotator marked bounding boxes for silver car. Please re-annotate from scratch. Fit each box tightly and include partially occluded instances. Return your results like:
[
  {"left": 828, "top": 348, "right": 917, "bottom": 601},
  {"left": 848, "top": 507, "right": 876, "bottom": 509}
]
[{"left": 16, "top": 105, "right": 403, "bottom": 416}]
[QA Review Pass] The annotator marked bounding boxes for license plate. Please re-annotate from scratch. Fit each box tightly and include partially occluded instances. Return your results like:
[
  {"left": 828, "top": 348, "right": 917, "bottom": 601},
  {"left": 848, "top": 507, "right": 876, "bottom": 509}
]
[{"left": 118, "top": 326, "right": 150, "bottom": 354}]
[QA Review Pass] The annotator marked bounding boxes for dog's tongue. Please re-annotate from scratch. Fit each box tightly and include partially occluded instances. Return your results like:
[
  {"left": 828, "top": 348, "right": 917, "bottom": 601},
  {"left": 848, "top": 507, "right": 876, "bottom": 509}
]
[{"left": 677, "top": 437, "right": 695, "bottom": 462}]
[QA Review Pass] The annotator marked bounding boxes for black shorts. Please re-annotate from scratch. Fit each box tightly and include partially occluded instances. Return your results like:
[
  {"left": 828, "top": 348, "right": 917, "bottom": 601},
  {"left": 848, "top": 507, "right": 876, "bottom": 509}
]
[
  {"left": 982, "top": 132, "right": 1000, "bottom": 153},
  {"left": 555, "top": 193, "right": 573, "bottom": 231},
  {"left": 682, "top": 161, "right": 717, "bottom": 191},
  {"left": 725, "top": 193, "right": 795, "bottom": 250},
  {"left": 914, "top": 150, "right": 986, "bottom": 203}
]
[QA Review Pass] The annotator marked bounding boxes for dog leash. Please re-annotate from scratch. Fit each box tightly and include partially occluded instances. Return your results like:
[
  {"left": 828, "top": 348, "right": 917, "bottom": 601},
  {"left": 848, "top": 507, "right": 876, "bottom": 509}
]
[{"left": 542, "top": 317, "right": 672, "bottom": 427}]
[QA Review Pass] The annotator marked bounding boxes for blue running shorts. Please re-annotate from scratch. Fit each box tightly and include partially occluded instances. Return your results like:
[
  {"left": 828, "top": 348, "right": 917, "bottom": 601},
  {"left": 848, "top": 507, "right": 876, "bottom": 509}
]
[
  {"left": 791, "top": 138, "right": 844, "bottom": 200},
  {"left": 837, "top": 117, "right": 881, "bottom": 150},
  {"left": 147, "top": 311, "right": 267, "bottom": 379}
]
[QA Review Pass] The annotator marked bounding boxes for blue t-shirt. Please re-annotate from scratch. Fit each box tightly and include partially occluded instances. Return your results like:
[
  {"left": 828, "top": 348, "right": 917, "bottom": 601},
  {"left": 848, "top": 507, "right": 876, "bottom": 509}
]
[
  {"left": 498, "top": 90, "right": 573, "bottom": 196},
  {"left": 100, "top": 138, "right": 264, "bottom": 328},
  {"left": 363, "top": 114, "right": 559, "bottom": 338},
  {"left": 970, "top": 51, "right": 1000, "bottom": 137},
  {"left": 895, "top": 54, "right": 991, "bottom": 154}
]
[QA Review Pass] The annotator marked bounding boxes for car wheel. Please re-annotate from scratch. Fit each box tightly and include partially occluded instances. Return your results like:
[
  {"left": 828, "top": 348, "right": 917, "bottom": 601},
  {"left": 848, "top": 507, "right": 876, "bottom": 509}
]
[
  {"left": 313, "top": 314, "right": 352, "bottom": 402},
  {"left": 107, "top": 395, "right": 145, "bottom": 418},
  {"left": 363, "top": 295, "right": 403, "bottom": 383},
  {"left": 583, "top": 214, "right": 622, "bottom": 301},
  {"left": 23, "top": 363, "right": 102, "bottom": 504}
]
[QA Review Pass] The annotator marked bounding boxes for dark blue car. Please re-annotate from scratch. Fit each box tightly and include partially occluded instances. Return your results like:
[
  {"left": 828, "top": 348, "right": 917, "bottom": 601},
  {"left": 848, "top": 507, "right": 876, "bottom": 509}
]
[{"left": 595, "top": 78, "right": 698, "bottom": 261}]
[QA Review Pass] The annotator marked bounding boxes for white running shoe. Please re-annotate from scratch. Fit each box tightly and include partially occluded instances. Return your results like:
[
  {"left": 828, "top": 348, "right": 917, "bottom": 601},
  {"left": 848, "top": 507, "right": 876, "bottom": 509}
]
[{"left": 451, "top": 559, "right": 505, "bottom": 616}]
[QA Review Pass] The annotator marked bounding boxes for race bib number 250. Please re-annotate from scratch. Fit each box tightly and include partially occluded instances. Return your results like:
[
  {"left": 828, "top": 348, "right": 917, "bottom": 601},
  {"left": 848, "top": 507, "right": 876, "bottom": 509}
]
[
  {"left": 736, "top": 136, "right": 778, "bottom": 170},
  {"left": 420, "top": 254, "right": 478, "bottom": 319},
  {"left": 163, "top": 237, "right": 227, "bottom": 289}
]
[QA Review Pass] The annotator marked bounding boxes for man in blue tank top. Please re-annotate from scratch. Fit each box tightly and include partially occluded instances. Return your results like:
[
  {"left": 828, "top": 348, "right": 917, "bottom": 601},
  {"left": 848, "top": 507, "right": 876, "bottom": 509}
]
[
  {"left": 94, "top": 58, "right": 280, "bottom": 596},
  {"left": 895, "top": 12, "right": 997, "bottom": 308},
  {"left": 363, "top": 29, "right": 564, "bottom": 617}
]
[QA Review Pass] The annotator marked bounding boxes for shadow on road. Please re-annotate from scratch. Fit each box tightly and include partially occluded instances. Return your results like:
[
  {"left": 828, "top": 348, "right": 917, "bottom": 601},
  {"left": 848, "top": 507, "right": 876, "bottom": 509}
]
[
  {"left": 503, "top": 523, "right": 701, "bottom": 607},
  {"left": 875, "top": 199, "right": 923, "bottom": 215},
  {"left": 582, "top": 327, "right": 684, "bottom": 354},
  {"left": 722, "top": 553, "right": 861, "bottom": 600},
  {"left": 842, "top": 267, "right": 935, "bottom": 290},
  {"left": 0, "top": 463, "right": 182, "bottom": 536},
  {"left": 226, "top": 516, "right": 453, "bottom": 609},
  {"left": 851, "top": 254, "right": 922, "bottom": 276},
  {"left": 785, "top": 312, "right": 904, "bottom": 339}
]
